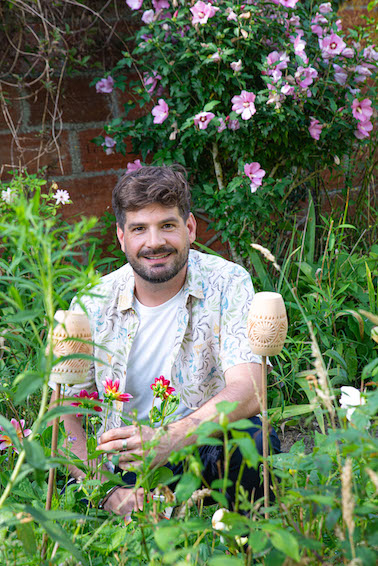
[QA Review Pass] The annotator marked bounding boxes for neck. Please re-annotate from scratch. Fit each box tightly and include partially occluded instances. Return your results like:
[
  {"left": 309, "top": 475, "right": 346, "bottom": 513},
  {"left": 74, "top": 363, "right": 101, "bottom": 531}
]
[{"left": 133, "top": 266, "right": 187, "bottom": 307}]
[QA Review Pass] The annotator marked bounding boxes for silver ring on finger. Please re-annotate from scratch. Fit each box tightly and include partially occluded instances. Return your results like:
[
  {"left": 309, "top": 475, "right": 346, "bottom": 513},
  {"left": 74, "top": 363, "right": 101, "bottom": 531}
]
[{"left": 121, "top": 438, "right": 127, "bottom": 450}]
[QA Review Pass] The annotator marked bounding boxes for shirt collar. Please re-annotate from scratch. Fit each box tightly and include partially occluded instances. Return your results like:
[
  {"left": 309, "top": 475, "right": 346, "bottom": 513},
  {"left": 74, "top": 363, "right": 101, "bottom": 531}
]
[{"left": 117, "top": 250, "right": 204, "bottom": 312}]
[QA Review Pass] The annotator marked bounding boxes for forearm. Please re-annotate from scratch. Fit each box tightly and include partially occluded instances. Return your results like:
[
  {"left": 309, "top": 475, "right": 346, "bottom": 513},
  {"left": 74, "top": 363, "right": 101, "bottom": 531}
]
[
  {"left": 168, "top": 363, "right": 262, "bottom": 450},
  {"left": 49, "top": 389, "right": 88, "bottom": 480}
]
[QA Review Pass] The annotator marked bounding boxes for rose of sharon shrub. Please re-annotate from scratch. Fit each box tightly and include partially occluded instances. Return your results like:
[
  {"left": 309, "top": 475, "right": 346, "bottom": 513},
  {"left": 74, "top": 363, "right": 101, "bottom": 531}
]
[{"left": 94, "top": 0, "right": 377, "bottom": 261}]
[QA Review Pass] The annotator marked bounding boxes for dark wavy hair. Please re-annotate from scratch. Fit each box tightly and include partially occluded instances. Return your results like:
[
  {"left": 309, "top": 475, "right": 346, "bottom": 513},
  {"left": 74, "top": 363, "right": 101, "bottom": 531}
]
[{"left": 112, "top": 165, "right": 191, "bottom": 226}]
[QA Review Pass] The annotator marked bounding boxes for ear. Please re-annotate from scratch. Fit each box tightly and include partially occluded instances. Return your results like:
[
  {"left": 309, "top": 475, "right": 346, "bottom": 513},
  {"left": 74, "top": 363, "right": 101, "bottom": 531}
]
[
  {"left": 116, "top": 224, "right": 125, "bottom": 252},
  {"left": 186, "top": 213, "right": 197, "bottom": 245}
]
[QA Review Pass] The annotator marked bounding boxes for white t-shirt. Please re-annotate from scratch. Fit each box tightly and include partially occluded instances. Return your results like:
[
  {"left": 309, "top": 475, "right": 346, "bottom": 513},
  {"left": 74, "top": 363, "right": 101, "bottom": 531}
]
[{"left": 125, "top": 288, "right": 193, "bottom": 423}]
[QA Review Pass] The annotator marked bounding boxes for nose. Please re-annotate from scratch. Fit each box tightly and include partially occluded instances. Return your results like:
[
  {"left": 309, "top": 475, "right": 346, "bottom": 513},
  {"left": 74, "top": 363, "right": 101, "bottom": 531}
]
[{"left": 145, "top": 227, "right": 166, "bottom": 249}]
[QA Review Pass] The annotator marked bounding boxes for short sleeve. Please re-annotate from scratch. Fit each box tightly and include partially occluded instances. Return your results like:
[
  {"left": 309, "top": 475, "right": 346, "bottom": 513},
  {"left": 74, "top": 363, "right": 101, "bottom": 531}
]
[{"left": 219, "top": 266, "right": 263, "bottom": 372}]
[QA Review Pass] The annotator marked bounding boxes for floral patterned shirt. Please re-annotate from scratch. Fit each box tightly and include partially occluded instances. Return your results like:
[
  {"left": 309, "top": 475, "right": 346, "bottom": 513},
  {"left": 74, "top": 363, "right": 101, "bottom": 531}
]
[{"left": 64, "top": 250, "right": 261, "bottom": 430}]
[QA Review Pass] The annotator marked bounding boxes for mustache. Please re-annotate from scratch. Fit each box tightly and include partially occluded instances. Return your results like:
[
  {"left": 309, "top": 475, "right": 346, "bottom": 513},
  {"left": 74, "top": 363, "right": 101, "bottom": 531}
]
[{"left": 137, "top": 246, "right": 176, "bottom": 258}]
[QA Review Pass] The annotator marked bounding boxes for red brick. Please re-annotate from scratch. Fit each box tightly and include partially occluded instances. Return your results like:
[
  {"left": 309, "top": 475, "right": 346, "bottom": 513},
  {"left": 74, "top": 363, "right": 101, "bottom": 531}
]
[
  {"left": 27, "top": 77, "right": 111, "bottom": 126},
  {"left": 194, "top": 215, "right": 230, "bottom": 258},
  {"left": 0, "top": 84, "right": 24, "bottom": 130},
  {"left": 78, "top": 128, "right": 139, "bottom": 172},
  {"left": 57, "top": 173, "right": 118, "bottom": 220},
  {"left": 338, "top": 6, "right": 371, "bottom": 30},
  {"left": 0, "top": 130, "right": 71, "bottom": 178}
]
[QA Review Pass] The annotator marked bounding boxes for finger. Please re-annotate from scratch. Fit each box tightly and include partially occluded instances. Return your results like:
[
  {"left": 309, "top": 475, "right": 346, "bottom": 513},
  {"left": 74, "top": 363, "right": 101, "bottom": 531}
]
[{"left": 99, "top": 425, "right": 137, "bottom": 444}]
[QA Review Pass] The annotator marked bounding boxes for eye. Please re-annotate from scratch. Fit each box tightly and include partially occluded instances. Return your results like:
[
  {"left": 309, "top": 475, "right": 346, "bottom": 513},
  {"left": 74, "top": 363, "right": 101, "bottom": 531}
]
[
  {"left": 132, "top": 226, "right": 145, "bottom": 232},
  {"left": 163, "top": 223, "right": 175, "bottom": 229}
]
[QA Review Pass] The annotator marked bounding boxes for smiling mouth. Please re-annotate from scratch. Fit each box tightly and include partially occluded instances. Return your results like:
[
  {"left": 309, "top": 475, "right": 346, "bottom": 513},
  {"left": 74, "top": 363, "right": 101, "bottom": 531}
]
[{"left": 143, "top": 253, "right": 171, "bottom": 260}]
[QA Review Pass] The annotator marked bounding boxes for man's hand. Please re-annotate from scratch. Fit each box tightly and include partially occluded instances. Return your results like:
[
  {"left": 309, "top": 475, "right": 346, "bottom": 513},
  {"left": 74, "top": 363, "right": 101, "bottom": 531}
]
[
  {"left": 97, "top": 425, "right": 176, "bottom": 470},
  {"left": 104, "top": 486, "right": 144, "bottom": 517}
]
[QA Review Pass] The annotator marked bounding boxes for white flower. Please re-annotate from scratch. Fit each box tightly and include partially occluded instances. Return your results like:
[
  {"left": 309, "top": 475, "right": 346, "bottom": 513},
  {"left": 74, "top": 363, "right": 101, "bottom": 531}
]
[
  {"left": 230, "top": 59, "right": 242, "bottom": 72},
  {"left": 211, "top": 508, "right": 228, "bottom": 531},
  {"left": 53, "top": 189, "right": 71, "bottom": 205},
  {"left": 339, "top": 386, "right": 366, "bottom": 421},
  {"left": 1, "top": 187, "right": 15, "bottom": 204}
]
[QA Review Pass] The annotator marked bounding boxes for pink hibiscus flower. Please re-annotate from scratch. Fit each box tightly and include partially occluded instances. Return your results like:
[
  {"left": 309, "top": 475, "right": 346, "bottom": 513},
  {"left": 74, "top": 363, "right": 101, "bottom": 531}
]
[
  {"left": 190, "top": 1, "right": 218, "bottom": 25},
  {"left": 194, "top": 111, "right": 215, "bottom": 130},
  {"left": 309, "top": 118, "right": 324, "bottom": 140},
  {"left": 319, "top": 2, "right": 332, "bottom": 13},
  {"left": 295, "top": 66, "right": 318, "bottom": 88},
  {"left": 0, "top": 419, "right": 32, "bottom": 452},
  {"left": 354, "top": 120, "right": 373, "bottom": 140},
  {"left": 244, "top": 162, "right": 266, "bottom": 193},
  {"left": 143, "top": 71, "right": 162, "bottom": 94},
  {"left": 333, "top": 64, "right": 348, "bottom": 85},
  {"left": 127, "top": 159, "right": 142, "bottom": 172},
  {"left": 351, "top": 98, "right": 373, "bottom": 122},
  {"left": 320, "top": 33, "right": 346, "bottom": 59},
  {"left": 96, "top": 76, "right": 114, "bottom": 94},
  {"left": 126, "top": 0, "right": 143, "bottom": 10},
  {"left": 151, "top": 99, "right": 169, "bottom": 124},
  {"left": 142, "top": 9, "right": 154, "bottom": 23},
  {"left": 231, "top": 90, "right": 256, "bottom": 120},
  {"left": 153, "top": 0, "right": 169, "bottom": 9},
  {"left": 102, "top": 136, "right": 116, "bottom": 155}
]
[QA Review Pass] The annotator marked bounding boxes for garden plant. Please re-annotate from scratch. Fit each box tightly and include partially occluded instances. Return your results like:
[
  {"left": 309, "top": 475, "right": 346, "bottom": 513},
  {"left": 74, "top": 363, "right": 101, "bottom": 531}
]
[{"left": 0, "top": 0, "right": 377, "bottom": 564}]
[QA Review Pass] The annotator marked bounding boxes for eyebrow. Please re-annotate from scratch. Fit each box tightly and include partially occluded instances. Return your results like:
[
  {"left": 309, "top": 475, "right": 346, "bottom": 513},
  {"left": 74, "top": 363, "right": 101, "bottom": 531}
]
[{"left": 127, "top": 217, "right": 179, "bottom": 229}]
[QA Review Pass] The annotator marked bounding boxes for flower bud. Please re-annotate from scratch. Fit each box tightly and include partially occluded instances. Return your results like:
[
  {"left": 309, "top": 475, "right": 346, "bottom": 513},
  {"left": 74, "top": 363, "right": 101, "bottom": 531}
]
[
  {"left": 219, "top": 412, "right": 229, "bottom": 427},
  {"left": 371, "top": 326, "right": 378, "bottom": 344}
]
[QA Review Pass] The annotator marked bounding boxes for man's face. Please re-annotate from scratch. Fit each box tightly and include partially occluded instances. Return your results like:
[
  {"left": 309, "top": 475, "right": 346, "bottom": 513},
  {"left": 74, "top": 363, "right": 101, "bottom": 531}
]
[{"left": 116, "top": 204, "right": 196, "bottom": 284}]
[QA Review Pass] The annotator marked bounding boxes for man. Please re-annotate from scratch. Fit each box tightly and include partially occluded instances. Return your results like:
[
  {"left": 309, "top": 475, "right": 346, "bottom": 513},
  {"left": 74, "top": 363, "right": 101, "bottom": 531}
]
[{"left": 51, "top": 165, "right": 279, "bottom": 517}]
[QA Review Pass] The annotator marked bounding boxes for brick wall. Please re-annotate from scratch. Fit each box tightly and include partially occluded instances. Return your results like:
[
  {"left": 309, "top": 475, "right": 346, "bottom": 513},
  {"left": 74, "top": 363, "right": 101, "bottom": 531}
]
[{"left": 0, "top": 1, "right": 374, "bottom": 258}]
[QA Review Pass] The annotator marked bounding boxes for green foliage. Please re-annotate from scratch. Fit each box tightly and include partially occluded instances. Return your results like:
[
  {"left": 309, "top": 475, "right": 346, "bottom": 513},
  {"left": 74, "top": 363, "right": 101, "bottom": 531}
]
[{"left": 97, "top": 0, "right": 377, "bottom": 262}]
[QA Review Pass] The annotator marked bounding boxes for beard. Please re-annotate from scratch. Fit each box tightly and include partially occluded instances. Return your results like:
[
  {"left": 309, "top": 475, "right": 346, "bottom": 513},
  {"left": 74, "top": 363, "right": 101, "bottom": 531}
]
[{"left": 124, "top": 241, "right": 190, "bottom": 284}]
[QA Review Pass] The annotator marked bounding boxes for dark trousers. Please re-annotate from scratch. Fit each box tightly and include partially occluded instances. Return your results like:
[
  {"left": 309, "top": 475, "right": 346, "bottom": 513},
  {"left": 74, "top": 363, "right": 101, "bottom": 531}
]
[{"left": 119, "top": 416, "right": 280, "bottom": 508}]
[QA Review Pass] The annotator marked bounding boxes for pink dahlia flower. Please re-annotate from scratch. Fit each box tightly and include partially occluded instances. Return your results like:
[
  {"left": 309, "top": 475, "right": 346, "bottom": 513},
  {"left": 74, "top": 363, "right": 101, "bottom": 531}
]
[
  {"left": 320, "top": 33, "right": 346, "bottom": 58},
  {"left": 151, "top": 376, "right": 175, "bottom": 400},
  {"left": 190, "top": 1, "right": 218, "bottom": 25},
  {"left": 231, "top": 90, "right": 256, "bottom": 120},
  {"left": 151, "top": 99, "right": 169, "bottom": 124},
  {"left": 309, "top": 118, "right": 324, "bottom": 140},
  {"left": 127, "top": 159, "right": 142, "bottom": 172},
  {"left": 0, "top": 419, "right": 32, "bottom": 452},
  {"left": 71, "top": 390, "right": 103, "bottom": 417},
  {"left": 194, "top": 111, "right": 215, "bottom": 130},
  {"left": 96, "top": 76, "right": 114, "bottom": 94},
  {"left": 352, "top": 98, "right": 373, "bottom": 122},
  {"left": 244, "top": 162, "right": 266, "bottom": 193},
  {"left": 354, "top": 120, "right": 373, "bottom": 140},
  {"left": 103, "top": 378, "right": 133, "bottom": 403}
]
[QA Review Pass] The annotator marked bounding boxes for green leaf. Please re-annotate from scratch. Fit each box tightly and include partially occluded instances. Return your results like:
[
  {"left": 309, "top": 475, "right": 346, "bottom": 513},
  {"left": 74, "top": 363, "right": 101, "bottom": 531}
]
[
  {"left": 216, "top": 401, "right": 238, "bottom": 415},
  {"left": 209, "top": 557, "right": 244, "bottom": 565},
  {"left": 175, "top": 472, "right": 201, "bottom": 503},
  {"left": 25, "top": 505, "right": 88, "bottom": 565},
  {"left": 16, "top": 522, "right": 37, "bottom": 556},
  {"left": 154, "top": 525, "right": 183, "bottom": 552},
  {"left": 203, "top": 100, "right": 221, "bottom": 112},
  {"left": 303, "top": 192, "right": 315, "bottom": 264},
  {"left": 268, "top": 527, "right": 300, "bottom": 562}
]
